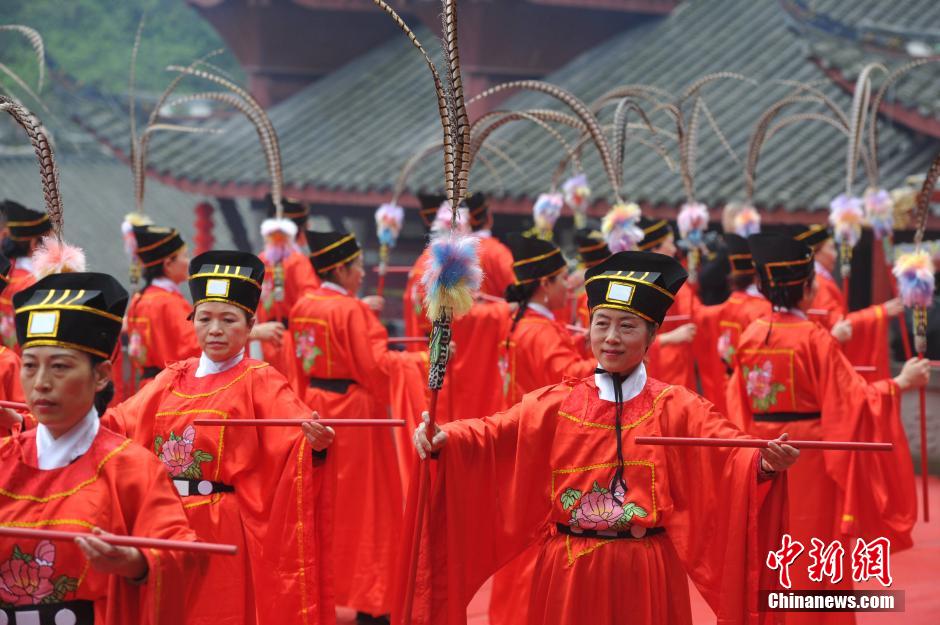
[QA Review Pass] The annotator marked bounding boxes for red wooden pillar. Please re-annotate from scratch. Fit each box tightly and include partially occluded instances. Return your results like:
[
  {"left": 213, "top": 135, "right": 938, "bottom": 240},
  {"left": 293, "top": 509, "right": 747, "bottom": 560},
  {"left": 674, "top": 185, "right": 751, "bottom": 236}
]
[{"left": 194, "top": 202, "right": 215, "bottom": 255}]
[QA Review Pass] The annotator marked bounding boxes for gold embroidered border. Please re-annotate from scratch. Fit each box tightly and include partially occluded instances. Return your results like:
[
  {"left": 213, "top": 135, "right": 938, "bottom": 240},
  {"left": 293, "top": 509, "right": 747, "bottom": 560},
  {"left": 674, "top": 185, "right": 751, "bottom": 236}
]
[
  {"left": 152, "top": 549, "right": 163, "bottom": 625},
  {"left": 0, "top": 440, "right": 131, "bottom": 502},
  {"left": 558, "top": 386, "right": 672, "bottom": 430},
  {"left": 296, "top": 436, "right": 309, "bottom": 624},
  {"left": 565, "top": 534, "right": 614, "bottom": 566},
  {"left": 170, "top": 364, "right": 269, "bottom": 399}
]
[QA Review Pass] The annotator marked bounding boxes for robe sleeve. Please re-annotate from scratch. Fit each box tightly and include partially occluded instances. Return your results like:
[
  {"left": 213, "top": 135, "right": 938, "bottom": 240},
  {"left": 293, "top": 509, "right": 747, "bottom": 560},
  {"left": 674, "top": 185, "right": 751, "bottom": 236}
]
[
  {"left": 108, "top": 447, "right": 204, "bottom": 625},
  {"left": 658, "top": 388, "right": 788, "bottom": 625},
  {"left": 156, "top": 296, "right": 200, "bottom": 364},
  {"left": 811, "top": 331, "right": 915, "bottom": 549},
  {"left": 237, "top": 367, "right": 336, "bottom": 624},
  {"left": 842, "top": 304, "right": 891, "bottom": 379},
  {"left": 393, "top": 385, "right": 566, "bottom": 625}
]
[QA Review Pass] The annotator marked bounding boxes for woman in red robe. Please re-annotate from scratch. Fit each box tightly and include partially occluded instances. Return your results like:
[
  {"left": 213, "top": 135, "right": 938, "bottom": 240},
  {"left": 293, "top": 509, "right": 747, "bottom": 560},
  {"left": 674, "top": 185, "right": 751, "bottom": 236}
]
[
  {"left": 104, "top": 250, "right": 336, "bottom": 625},
  {"left": 0, "top": 200, "right": 53, "bottom": 353},
  {"left": 0, "top": 254, "right": 24, "bottom": 412},
  {"left": 500, "top": 234, "right": 595, "bottom": 407},
  {"left": 405, "top": 250, "right": 799, "bottom": 625},
  {"left": 0, "top": 271, "right": 202, "bottom": 625},
  {"left": 290, "top": 231, "right": 427, "bottom": 624},
  {"left": 695, "top": 234, "right": 770, "bottom": 414},
  {"left": 633, "top": 218, "right": 700, "bottom": 389},
  {"left": 255, "top": 198, "right": 319, "bottom": 382},
  {"left": 123, "top": 224, "right": 200, "bottom": 388},
  {"left": 792, "top": 224, "right": 902, "bottom": 381},
  {"left": 726, "top": 233, "right": 929, "bottom": 625},
  {"left": 466, "top": 193, "right": 515, "bottom": 298}
]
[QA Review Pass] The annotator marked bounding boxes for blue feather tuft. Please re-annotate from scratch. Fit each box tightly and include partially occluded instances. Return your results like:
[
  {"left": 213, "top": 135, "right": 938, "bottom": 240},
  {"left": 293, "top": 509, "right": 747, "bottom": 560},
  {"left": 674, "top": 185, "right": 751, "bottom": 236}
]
[{"left": 421, "top": 232, "right": 482, "bottom": 319}]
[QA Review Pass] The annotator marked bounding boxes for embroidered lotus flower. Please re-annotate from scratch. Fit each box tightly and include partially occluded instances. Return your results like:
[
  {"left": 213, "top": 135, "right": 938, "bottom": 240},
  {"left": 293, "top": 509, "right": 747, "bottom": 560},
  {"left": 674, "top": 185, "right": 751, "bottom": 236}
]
[
  {"left": 127, "top": 331, "right": 146, "bottom": 365},
  {"left": 497, "top": 354, "right": 510, "bottom": 398},
  {"left": 155, "top": 425, "right": 214, "bottom": 480},
  {"left": 0, "top": 541, "right": 76, "bottom": 607},
  {"left": 717, "top": 330, "right": 734, "bottom": 366},
  {"left": 294, "top": 328, "right": 323, "bottom": 374},
  {"left": 744, "top": 361, "right": 787, "bottom": 412},
  {"left": 0, "top": 314, "right": 16, "bottom": 348},
  {"left": 561, "top": 482, "right": 648, "bottom": 532}
]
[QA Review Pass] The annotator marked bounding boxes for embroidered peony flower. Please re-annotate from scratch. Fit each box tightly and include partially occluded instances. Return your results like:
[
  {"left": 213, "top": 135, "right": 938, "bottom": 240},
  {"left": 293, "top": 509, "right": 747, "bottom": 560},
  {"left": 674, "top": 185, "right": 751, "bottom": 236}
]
[
  {"left": 0, "top": 542, "right": 57, "bottom": 606},
  {"left": 159, "top": 425, "right": 196, "bottom": 477},
  {"left": 746, "top": 361, "right": 774, "bottom": 400},
  {"left": 575, "top": 489, "right": 625, "bottom": 531},
  {"left": 717, "top": 330, "right": 734, "bottom": 366}
]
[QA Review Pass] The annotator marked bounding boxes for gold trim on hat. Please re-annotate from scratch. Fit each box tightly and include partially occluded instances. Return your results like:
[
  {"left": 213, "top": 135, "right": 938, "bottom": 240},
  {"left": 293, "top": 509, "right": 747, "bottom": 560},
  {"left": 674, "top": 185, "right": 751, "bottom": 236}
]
[
  {"left": 310, "top": 234, "right": 356, "bottom": 257},
  {"left": 7, "top": 214, "right": 50, "bottom": 227},
  {"left": 20, "top": 339, "right": 111, "bottom": 360},
  {"left": 578, "top": 239, "right": 608, "bottom": 253},
  {"left": 583, "top": 271, "right": 676, "bottom": 301},
  {"left": 315, "top": 249, "right": 362, "bottom": 273},
  {"left": 136, "top": 231, "right": 179, "bottom": 253},
  {"left": 190, "top": 269, "right": 261, "bottom": 289},
  {"left": 193, "top": 297, "right": 256, "bottom": 316},
  {"left": 513, "top": 265, "right": 566, "bottom": 285},
  {"left": 589, "top": 302, "right": 656, "bottom": 324},
  {"left": 512, "top": 248, "right": 561, "bottom": 267}
]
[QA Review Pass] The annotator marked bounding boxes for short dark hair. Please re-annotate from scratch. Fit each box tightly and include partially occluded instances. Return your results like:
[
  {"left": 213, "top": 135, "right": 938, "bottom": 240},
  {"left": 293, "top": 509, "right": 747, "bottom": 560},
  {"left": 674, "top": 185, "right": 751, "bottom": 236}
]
[{"left": 757, "top": 274, "right": 813, "bottom": 309}]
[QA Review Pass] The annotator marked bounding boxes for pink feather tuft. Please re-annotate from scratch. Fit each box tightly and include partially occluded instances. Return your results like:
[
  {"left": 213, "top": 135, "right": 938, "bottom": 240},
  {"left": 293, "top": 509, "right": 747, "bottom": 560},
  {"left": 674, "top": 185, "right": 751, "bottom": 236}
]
[{"left": 32, "top": 237, "right": 86, "bottom": 279}]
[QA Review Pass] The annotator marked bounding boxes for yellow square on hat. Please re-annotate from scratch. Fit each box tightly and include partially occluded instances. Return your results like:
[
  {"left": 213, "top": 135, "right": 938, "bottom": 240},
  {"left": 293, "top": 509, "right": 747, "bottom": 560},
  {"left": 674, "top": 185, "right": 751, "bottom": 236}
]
[
  {"left": 205, "top": 279, "right": 230, "bottom": 297},
  {"left": 606, "top": 282, "right": 636, "bottom": 305},
  {"left": 27, "top": 310, "right": 59, "bottom": 337}
]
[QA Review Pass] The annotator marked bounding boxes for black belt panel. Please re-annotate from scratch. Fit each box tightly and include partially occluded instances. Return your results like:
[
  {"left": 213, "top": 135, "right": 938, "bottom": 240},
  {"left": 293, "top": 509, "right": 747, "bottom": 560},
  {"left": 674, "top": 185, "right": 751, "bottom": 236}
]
[
  {"left": 308, "top": 377, "right": 355, "bottom": 394},
  {"left": 556, "top": 523, "right": 666, "bottom": 540},
  {"left": 2, "top": 599, "right": 95, "bottom": 624},
  {"left": 753, "top": 411, "right": 821, "bottom": 423}
]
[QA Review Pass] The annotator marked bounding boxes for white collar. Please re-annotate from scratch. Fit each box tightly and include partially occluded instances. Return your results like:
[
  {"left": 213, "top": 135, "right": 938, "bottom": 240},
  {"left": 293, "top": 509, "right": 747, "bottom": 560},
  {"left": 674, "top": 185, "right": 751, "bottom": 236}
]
[
  {"left": 321, "top": 281, "right": 348, "bottom": 295},
  {"left": 36, "top": 406, "right": 100, "bottom": 470},
  {"left": 150, "top": 277, "right": 181, "bottom": 294},
  {"left": 18, "top": 256, "right": 35, "bottom": 272},
  {"left": 772, "top": 306, "right": 807, "bottom": 319},
  {"left": 474, "top": 229, "right": 492, "bottom": 239},
  {"left": 527, "top": 302, "right": 555, "bottom": 321},
  {"left": 814, "top": 260, "right": 833, "bottom": 282},
  {"left": 594, "top": 362, "right": 647, "bottom": 403},
  {"left": 195, "top": 349, "right": 245, "bottom": 378},
  {"left": 745, "top": 283, "right": 765, "bottom": 299}
]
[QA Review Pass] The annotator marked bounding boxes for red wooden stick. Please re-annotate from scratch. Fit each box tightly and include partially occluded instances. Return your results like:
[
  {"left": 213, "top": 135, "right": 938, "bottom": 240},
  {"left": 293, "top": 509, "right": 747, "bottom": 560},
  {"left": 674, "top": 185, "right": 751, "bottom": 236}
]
[
  {"left": 663, "top": 314, "right": 691, "bottom": 323},
  {"left": 0, "top": 526, "right": 237, "bottom": 555},
  {"left": 388, "top": 337, "right": 428, "bottom": 344},
  {"left": 920, "top": 383, "right": 929, "bottom": 522},
  {"left": 854, "top": 366, "right": 876, "bottom": 373},
  {"left": 0, "top": 400, "right": 28, "bottom": 411},
  {"left": 633, "top": 436, "right": 893, "bottom": 451},
  {"left": 192, "top": 418, "right": 405, "bottom": 427},
  {"left": 377, "top": 271, "right": 387, "bottom": 298},
  {"left": 372, "top": 266, "right": 411, "bottom": 274}
]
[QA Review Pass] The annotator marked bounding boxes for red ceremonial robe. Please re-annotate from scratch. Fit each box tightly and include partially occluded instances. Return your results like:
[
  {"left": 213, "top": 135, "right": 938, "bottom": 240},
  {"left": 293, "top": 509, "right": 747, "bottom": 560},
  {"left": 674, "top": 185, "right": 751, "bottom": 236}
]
[
  {"left": 289, "top": 286, "right": 426, "bottom": 617},
  {"left": 103, "top": 357, "right": 334, "bottom": 625},
  {"left": 395, "top": 375, "right": 787, "bottom": 625},
  {"left": 0, "top": 426, "right": 201, "bottom": 625},
  {"left": 810, "top": 268, "right": 890, "bottom": 381},
  {"left": 257, "top": 249, "right": 320, "bottom": 380},
  {"left": 645, "top": 283, "right": 700, "bottom": 390},
  {"left": 437, "top": 299, "right": 511, "bottom": 424},
  {"left": 125, "top": 285, "right": 200, "bottom": 378},
  {"left": 0, "top": 264, "right": 36, "bottom": 353},
  {"left": 726, "top": 311, "right": 915, "bottom": 625},
  {"left": 695, "top": 291, "right": 771, "bottom": 414},
  {"left": 0, "top": 345, "right": 23, "bottom": 403},
  {"left": 500, "top": 308, "right": 595, "bottom": 407},
  {"left": 476, "top": 235, "right": 515, "bottom": 299}
]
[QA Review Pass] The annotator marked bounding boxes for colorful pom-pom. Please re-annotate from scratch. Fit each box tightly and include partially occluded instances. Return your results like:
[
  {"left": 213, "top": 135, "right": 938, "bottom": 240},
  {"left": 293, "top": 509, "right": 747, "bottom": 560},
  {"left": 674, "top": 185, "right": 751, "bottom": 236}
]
[
  {"left": 375, "top": 203, "right": 405, "bottom": 247},
  {"left": 732, "top": 205, "right": 761, "bottom": 237},
  {"left": 121, "top": 212, "right": 153, "bottom": 259},
  {"left": 863, "top": 187, "right": 894, "bottom": 240},
  {"left": 601, "top": 202, "right": 643, "bottom": 253},
  {"left": 828, "top": 194, "right": 864, "bottom": 249},
  {"left": 32, "top": 237, "right": 86, "bottom": 279},
  {"left": 678, "top": 202, "right": 709, "bottom": 245},
  {"left": 533, "top": 193, "right": 563, "bottom": 240},
  {"left": 260, "top": 218, "right": 299, "bottom": 265},
  {"left": 893, "top": 249, "right": 935, "bottom": 308},
  {"left": 562, "top": 174, "right": 591, "bottom": 215},
  {"left": 421, "top": 232, "right": 482, "bottom": 320}
]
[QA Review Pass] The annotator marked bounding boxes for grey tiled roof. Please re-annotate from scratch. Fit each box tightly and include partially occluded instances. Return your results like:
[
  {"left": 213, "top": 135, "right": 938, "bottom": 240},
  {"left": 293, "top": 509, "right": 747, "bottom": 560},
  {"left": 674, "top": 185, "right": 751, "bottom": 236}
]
[
  {"left": 0, "top": 150, "right": 238, "bottom": 287},
  {"left": 71, "top": 0, "right": 940, "bottom": 214}
]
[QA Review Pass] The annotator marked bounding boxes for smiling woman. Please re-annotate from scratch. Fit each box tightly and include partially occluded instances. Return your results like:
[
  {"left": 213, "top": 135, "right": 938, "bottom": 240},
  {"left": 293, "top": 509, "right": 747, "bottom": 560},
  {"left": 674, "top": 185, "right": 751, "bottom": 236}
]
[
  {"left": 102, "top": 249, "right": 337, "bottom": 625},
  {"left": 0, "top": 271, "right": 202, "bottom": 625}
]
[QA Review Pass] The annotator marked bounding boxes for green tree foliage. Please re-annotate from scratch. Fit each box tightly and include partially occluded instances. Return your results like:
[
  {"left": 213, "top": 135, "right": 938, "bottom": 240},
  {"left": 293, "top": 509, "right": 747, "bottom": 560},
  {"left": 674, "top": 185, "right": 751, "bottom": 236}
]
[{"left": 0, "top": 0, "right": 241, "bottom": 95}]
